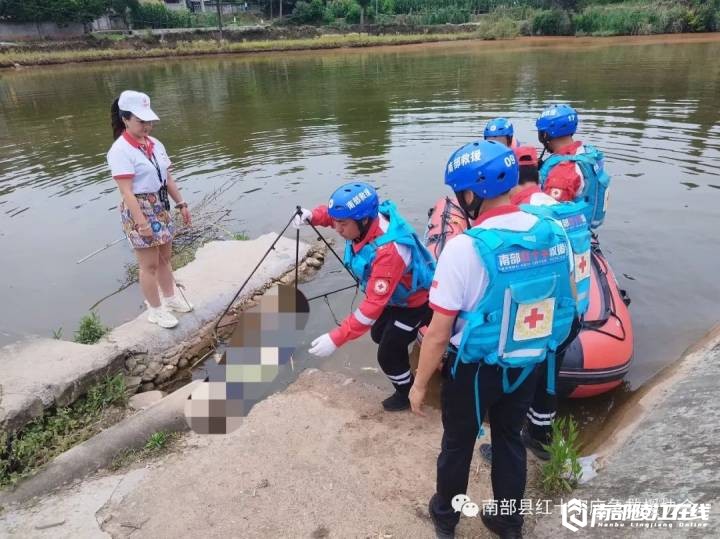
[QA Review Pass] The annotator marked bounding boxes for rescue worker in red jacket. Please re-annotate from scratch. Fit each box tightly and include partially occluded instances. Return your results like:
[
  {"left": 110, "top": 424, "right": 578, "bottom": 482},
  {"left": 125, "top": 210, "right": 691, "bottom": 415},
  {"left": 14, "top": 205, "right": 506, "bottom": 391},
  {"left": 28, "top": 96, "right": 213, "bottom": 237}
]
[
  {"left": 294, "top": 182, "right": 435, "bottom": 411},
  {"left": 537, "top": 104, "right": 611, "bottom": 230}
]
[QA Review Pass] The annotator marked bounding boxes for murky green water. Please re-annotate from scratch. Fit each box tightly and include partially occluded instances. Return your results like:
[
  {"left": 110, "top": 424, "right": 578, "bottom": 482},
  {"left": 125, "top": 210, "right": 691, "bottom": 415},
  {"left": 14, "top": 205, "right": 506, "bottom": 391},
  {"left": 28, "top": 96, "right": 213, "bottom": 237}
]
[{"left": 1, "top": 38, "right": 719, "bottom": 400}]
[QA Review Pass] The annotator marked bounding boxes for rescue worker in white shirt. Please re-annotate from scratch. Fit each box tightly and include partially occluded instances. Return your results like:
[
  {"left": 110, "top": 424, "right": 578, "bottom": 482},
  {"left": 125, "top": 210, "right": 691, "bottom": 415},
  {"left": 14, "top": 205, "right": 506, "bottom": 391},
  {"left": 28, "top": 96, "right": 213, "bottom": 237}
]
[
  {"left": 409, "top": 141, "right": 576, "bottom": 539},
  {"left": 294, "top": 183, "right": 435, "bottom": 411}
]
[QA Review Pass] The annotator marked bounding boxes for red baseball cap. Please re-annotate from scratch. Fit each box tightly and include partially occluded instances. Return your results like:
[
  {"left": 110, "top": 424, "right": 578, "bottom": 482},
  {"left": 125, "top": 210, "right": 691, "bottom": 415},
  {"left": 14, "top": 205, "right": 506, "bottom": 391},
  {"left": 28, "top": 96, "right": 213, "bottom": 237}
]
[{"left": 513, "top": 145, "right": 538, "bottom": 167}]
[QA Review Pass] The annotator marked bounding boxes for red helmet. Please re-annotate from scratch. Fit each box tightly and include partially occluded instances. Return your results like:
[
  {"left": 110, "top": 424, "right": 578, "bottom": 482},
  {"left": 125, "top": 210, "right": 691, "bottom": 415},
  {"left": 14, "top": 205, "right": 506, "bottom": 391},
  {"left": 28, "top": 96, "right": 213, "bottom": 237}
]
[{"left": 513, "top": 145, "right": 538, "bottom": 167}]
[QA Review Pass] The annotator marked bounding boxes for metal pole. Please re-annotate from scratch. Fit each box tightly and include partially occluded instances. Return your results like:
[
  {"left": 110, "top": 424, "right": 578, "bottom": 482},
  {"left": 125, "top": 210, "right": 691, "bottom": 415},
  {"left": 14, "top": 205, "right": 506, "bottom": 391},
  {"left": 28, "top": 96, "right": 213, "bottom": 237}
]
[{"left": 216, "top": 0, "right": 223, "bottom": 39}]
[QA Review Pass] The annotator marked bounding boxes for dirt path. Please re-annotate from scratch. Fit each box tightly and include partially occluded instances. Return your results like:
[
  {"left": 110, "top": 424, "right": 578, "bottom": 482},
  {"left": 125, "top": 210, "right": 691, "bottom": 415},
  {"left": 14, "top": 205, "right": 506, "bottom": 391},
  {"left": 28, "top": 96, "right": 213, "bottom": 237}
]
[{"left": 2, "top": 369, "right": 552, "bottom": 538}]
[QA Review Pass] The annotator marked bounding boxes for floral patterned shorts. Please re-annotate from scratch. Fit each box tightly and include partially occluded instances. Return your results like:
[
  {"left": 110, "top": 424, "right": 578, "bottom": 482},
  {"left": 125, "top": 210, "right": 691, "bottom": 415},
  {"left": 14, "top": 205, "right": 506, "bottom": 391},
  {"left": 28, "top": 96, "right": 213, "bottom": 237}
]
[{"left": 120, "top": 192, "right": 175, "bottom": 249}]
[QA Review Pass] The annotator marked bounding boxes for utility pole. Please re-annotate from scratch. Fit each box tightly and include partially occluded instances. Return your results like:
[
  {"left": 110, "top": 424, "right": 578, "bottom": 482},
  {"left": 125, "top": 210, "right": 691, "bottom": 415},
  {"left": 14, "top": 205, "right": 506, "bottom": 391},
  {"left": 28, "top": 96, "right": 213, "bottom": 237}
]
[
  {"left": 279, "top": 0, "right": 283, "bottom": 18},
  {"left": 216, "top": 0, "right": 223, "bottom": 39}
]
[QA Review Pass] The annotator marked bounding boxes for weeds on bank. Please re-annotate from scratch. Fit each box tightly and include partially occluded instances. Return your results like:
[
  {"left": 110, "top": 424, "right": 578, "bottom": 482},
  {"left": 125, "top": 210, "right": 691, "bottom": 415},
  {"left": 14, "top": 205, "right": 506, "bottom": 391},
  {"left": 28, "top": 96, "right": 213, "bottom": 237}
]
[
  {"left": 110, "top": 431, "right": 178, "bottom": 471},
  {"left": 0, "top": 33, "right": 479, "bottom": 68},
  {"left": 0, "top": 374, "right": 127, "bottom": 488},
  {"left": 233, "top": 232, "right": 250, "bottom": 241},
  {"left": 540, "top": 417, "right": 583, "bottom": 495},
  {"left": 74, "top": 311, "right": 108, "bottom": 344},
  {"left": 170, "top": 247, "right": 199, "bottom": 271}
]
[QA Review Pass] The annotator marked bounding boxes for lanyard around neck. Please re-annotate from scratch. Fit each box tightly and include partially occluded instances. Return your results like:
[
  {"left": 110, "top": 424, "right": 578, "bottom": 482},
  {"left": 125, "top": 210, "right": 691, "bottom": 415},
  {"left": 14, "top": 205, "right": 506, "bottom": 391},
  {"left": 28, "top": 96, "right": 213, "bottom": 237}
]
[{"left": 138, "top": 146, "right": 165, "bottom": 187}]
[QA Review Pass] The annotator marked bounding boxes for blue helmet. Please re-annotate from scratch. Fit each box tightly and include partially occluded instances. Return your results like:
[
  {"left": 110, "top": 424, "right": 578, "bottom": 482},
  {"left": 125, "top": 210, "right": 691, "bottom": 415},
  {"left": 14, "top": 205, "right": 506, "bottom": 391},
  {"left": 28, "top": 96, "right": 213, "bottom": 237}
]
[
  {"left": 445, "top": 140, "right": 519, "bottom": 199},
  {"left": 536, "top": 104, "right": 578, "bottom": 139},
  {"left": 327, "top": 182, "right": 379, "bottom": 221},
  {"left": 484, "top": 117, "right": 514, "bottom": 139}
]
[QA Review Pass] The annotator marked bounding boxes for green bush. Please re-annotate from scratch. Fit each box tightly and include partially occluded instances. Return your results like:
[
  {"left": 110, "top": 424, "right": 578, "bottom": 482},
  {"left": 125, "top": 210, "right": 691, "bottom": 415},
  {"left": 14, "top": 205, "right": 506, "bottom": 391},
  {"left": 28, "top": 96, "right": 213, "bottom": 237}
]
[
  {"left": 0, "top": 0, "right": 109, "bottom": 24},
  {"left": 688, "top": 2, "right": 718, "bottom": 32},
  {"left": 323, "top": 0, "right": 357, "bottom": 22},
  {"left": 476, "top": 16, "right": 520, "bottom": 39},
  {"left": 346, "top": 3, "right": 363, "bottom": 24},
  {"left": 291, "top": 0, "right": 326, "bottom": 24},
  {"left": 74, "top": 312, "right": 108, "bottom": 345},
  {"left": 531, "top": 9, "right": 574, "bottom": 35},
  {"left": 540, "top": 416, "right": 583, "bottom": 495},
  {"left": 130, "top": 3, "right": 194, "bottom": 29},
  {"left": 573, "top": 3, "right": 695, "bottom": 36},
  {"left": 321, "top": 0, "right": 364, "bottom": 24},
  {"left": 420, "top": 7, "right": 471, "bottom": 25}
]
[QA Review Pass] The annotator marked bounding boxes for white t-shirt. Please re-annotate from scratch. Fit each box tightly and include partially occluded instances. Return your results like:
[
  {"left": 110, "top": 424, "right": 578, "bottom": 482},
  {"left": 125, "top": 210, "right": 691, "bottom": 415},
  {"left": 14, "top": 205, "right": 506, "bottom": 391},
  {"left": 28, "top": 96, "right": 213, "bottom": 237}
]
[
  {"left": 107, "top": 133, "right": 172, "bottom": 194},
  {"left": 527, "top": 191, "right": 558, "bottom": 206},
  {"left": 429, "top": 207, "right": 573, "bottom": 347}
]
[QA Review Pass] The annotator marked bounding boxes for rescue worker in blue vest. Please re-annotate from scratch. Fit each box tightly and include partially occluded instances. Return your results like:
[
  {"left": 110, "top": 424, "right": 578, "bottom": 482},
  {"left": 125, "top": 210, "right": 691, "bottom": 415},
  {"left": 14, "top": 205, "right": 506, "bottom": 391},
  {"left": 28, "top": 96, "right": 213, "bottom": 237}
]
[
  {"left": 478, "top": 145, "right": 591, "bottom": 462},
  {"left": 409, "top": 141, "right": 576, "bottom": 539},
  {"left": 536, "top": 104, "right": 611, "bottom": 230},
  {"left": 294, "top": 183, "right": 435, "bottom": 411},
  {"left": 484, "top": 118, "right": 520, "bottom": 149}
]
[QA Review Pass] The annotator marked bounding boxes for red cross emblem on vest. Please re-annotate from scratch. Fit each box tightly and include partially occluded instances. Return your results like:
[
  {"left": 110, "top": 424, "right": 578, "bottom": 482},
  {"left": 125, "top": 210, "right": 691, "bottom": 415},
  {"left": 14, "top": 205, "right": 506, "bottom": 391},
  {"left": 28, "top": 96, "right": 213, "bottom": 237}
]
[
  {"left": 575, "top": 250, "right": 591, "bottom": 282},
  {"left": 524, "top": 308, "right": 544, "bottom": 329},
  {"left": 513, "top": 299, "right": 555, "bottom": 342}
]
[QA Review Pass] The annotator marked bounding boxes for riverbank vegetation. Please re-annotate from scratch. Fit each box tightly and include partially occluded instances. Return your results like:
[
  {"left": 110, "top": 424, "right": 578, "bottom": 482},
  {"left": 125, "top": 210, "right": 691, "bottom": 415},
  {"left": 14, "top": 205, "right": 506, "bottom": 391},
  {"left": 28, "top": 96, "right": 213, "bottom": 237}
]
[
  {"left": 2, "top": 1, "right": 717, "bottom": 36},
  {"left": 1, "top": 1, "right": 717, "bottom": 68},
  {"left": 288, "top": 0, "right": 718, "bottom": 35},
  {"left": 0, "top": 374, "right": 128, "bottom": 488},
  {"left": 540, "top": 417, "right": 583, "bottom": 494},
  {"left": 0, "top": 32, "right": 478, "bottom": 68}
]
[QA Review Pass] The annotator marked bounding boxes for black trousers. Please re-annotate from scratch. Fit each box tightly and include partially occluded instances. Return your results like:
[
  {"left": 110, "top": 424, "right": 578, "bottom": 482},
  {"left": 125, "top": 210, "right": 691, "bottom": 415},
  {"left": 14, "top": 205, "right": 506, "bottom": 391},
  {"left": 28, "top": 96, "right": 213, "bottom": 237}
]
[
  {"left": 369, "top": 303, "right": 432, "bottom": 393},
  {"left": 431, "top": 356, "right": 539, "bottom": 532},
  {"left": 527, "top": 316, "right": 582, "bottom": 443}
]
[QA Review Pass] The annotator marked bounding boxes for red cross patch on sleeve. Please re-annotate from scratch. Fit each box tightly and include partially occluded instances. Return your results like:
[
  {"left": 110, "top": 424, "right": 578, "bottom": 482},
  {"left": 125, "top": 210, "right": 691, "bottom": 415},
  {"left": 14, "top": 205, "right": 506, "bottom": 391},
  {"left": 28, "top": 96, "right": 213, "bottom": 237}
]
[{"left": 373, "top": 279, "right": 390, "bottom": 295}]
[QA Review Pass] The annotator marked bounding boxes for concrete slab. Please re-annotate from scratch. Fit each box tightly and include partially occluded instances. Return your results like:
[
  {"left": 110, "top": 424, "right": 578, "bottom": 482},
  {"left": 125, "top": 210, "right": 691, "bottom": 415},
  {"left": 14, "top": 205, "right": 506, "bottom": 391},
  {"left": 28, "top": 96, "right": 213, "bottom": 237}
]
[
  {"left": 0, "top": 234, "right": 310, "bottom": 435},
  {"left": 0, "top": 469, "right": 148, "bottom": 538},
  {"left": 104, "top": 235, "right": 310, "bottom": 358},
  {"left": 128, "top": 391, "right": 165, "bottom": 411},
  {"left": 0, "top": 338, "right": 122, "bottom": 434}
]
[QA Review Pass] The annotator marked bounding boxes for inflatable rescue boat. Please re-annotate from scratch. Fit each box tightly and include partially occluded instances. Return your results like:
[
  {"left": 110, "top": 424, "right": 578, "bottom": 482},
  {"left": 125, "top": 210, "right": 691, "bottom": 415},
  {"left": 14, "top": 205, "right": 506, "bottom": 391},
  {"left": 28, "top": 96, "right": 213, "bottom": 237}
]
[{"left": 420, "top": 196, "right": 633, "bottom": 398}]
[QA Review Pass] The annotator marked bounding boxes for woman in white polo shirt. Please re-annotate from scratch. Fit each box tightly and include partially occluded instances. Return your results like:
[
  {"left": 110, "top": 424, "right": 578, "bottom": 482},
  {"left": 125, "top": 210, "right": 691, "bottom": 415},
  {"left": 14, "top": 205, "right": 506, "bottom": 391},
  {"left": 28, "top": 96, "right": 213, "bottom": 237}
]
[{"left": 107, "top": 90, "right": 193, "bottom": 329}]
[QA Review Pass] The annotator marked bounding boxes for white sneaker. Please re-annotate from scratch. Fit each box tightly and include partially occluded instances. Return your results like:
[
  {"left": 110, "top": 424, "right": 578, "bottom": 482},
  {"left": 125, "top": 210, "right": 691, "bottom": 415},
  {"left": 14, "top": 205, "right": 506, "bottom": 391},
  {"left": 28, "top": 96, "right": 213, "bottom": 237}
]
[
  {"left": 147, "top": 306, "right": 179, "bottom": 329},
  {"left": 163, "top": 294, "right": 194, "bottom": 313}
]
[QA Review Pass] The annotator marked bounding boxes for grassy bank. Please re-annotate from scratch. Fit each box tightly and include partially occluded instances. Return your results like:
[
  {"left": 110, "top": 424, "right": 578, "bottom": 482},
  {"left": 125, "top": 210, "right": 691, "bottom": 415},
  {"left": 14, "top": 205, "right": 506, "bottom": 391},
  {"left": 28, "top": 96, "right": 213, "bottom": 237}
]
[
  {"left": 0, "top": 374, "right": 128, "bottom": 488},
  {"left": 0, "top": 32, "right": 479, "bottom": 68}
]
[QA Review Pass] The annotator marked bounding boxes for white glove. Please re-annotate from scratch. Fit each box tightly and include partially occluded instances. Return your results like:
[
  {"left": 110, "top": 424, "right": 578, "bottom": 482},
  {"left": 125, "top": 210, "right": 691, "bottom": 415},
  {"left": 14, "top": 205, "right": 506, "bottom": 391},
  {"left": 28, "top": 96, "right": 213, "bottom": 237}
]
[
  {"left": 293, "top": 208, "right": 312, "bottom": 229},
  {"left": 309, "top": 333, "right": 338, "bottom": 357}
]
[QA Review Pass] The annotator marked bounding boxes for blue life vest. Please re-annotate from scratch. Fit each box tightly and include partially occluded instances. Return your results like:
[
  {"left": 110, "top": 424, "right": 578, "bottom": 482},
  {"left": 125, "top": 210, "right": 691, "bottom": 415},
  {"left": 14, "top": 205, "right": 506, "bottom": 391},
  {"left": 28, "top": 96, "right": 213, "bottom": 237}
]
[
  {"left": 539, "top": 144, "right": 610, "bottom": 229},
  {"left": 521, "top": 202, "right": 592, "bottom": 317},
  {"left": 343, "top": 200, "right": 436, "bottom": 306},
  {"left": 454, "top": 215, "right": 576, "bottom": 435}
]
